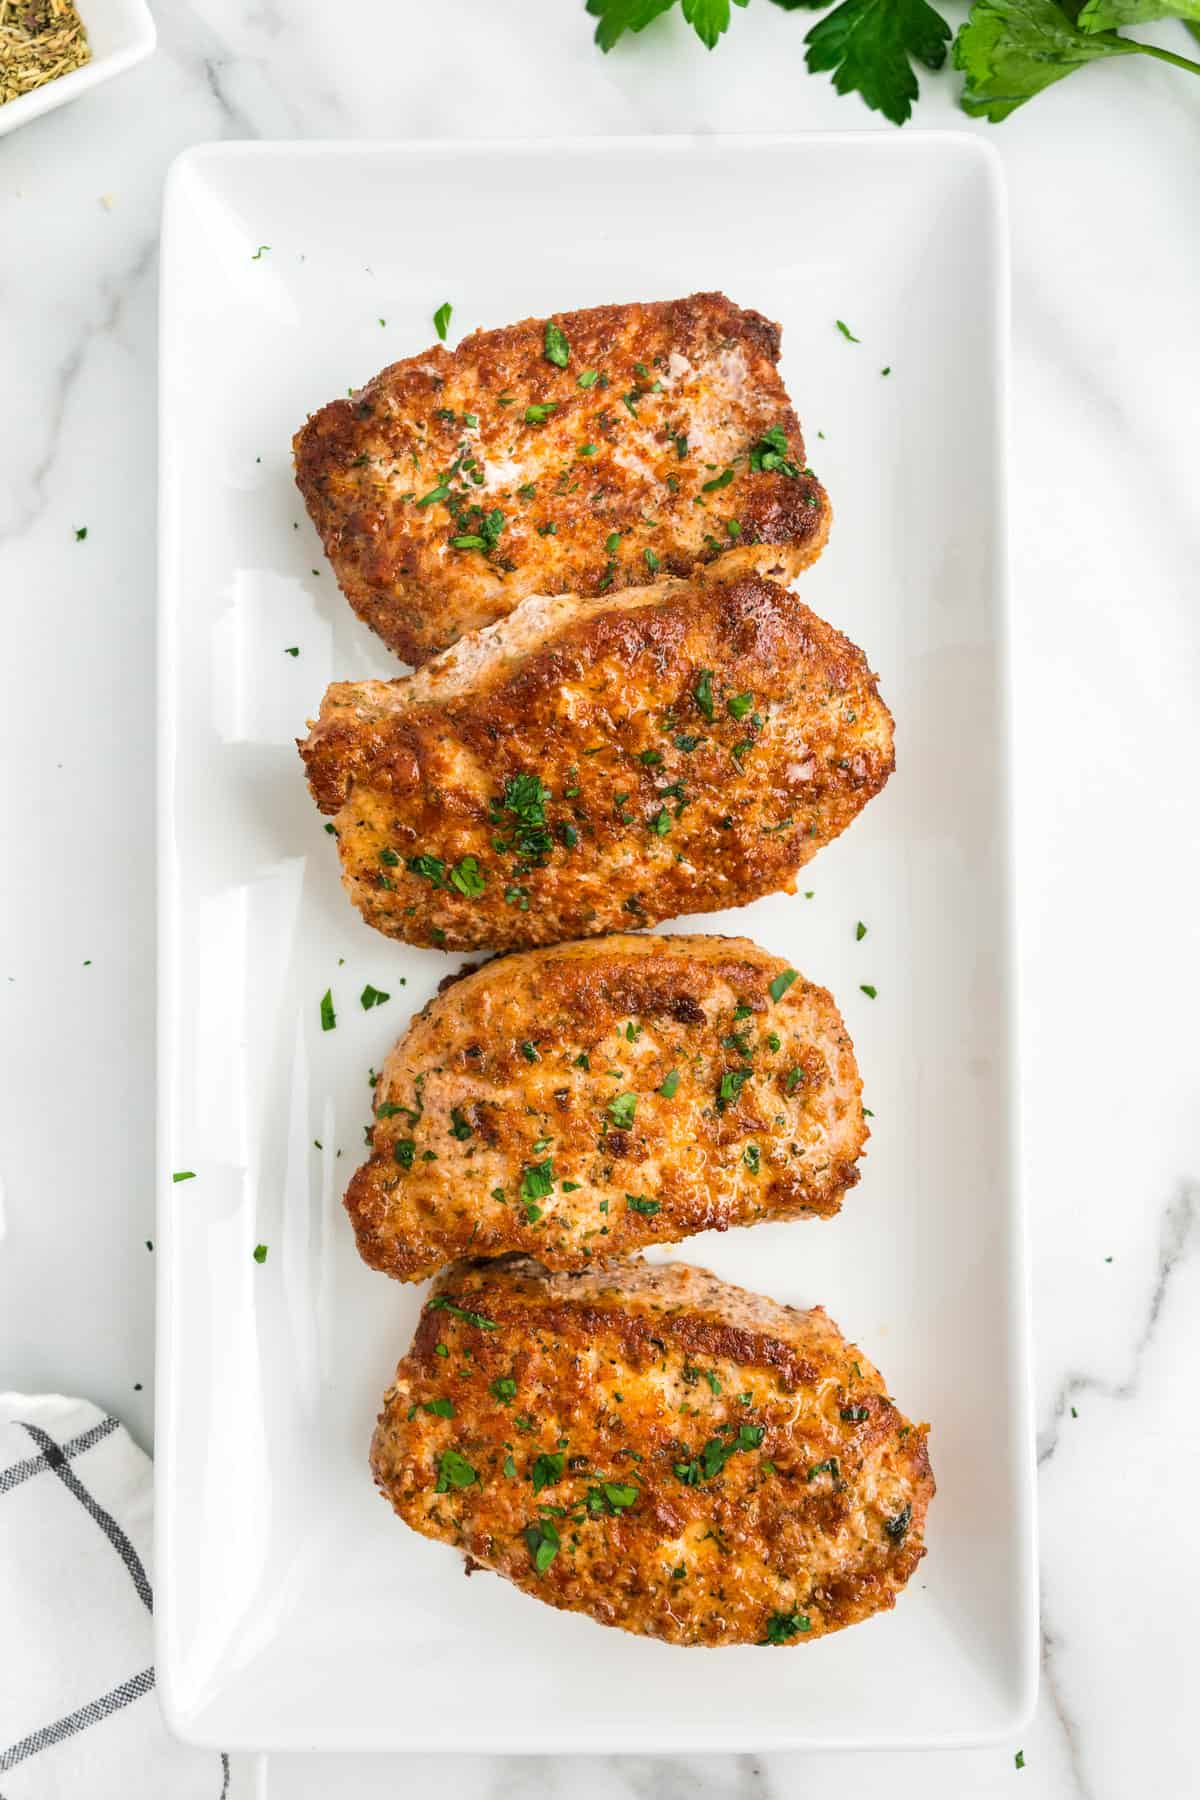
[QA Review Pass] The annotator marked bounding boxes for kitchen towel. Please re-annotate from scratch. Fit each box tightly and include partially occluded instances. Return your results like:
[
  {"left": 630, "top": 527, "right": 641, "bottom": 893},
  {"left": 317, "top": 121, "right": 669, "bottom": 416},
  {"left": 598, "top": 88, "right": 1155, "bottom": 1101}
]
[{"left": 0, "top": 1392, "right": 236, "bottom": 1799}]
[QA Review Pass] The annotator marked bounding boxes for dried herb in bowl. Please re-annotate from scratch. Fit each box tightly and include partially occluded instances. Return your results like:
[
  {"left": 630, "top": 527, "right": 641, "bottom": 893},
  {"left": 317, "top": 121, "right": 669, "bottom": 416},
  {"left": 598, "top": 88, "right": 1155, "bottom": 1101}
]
[{"left": 1, "top": 0, "right": 91, "bottom": 108}]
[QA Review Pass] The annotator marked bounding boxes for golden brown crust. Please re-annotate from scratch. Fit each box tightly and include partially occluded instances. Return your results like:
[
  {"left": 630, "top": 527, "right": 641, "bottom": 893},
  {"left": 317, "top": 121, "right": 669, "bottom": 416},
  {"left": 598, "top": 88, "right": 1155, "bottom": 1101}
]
[
  {"left": 299, "top": 572, "right": 894, "bottom": 953},
  {"left": 346, "top": 933, "right": 865, "bottom": 1282},
  {"left": 370, "top": 1257, "right": 935, "bottom": 1647},
  {"left": 294, "top": 292, "right": 830, "bottom": 664}
]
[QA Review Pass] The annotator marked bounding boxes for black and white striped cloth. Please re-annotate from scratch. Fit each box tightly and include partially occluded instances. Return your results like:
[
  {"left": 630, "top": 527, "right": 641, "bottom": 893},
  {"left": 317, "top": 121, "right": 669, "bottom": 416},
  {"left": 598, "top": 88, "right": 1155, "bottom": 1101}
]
[{"left": 0, "top": 1394, "right": 236, "bottom": 1798}]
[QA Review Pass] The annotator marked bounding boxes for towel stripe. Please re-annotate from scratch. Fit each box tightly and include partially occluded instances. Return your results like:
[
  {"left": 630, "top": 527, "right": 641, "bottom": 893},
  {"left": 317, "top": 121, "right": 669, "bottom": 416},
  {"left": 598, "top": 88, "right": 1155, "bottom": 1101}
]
[
  {"left": 0, "top": 1415, "right": 119, "bottom": 1495},
  {"left": 0, "top": 1667, "right": 154, "bottom": 1772},
  {"left": 18, "top": 1422, "right": 153, "bottom": 1613}
]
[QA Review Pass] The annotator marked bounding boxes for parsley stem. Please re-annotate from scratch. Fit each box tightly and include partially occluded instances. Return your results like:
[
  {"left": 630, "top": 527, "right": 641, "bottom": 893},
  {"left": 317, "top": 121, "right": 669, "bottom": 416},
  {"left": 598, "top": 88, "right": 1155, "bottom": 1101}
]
[{"left": 1125, "top": 37, "right": 1200, "bottom": 76}]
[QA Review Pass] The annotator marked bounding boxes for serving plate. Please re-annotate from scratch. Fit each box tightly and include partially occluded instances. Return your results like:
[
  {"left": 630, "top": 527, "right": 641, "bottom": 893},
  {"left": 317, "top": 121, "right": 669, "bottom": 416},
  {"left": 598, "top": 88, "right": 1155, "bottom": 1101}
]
[{"left": 156, "top": 134, "right": 1034, "bottom": 1752}]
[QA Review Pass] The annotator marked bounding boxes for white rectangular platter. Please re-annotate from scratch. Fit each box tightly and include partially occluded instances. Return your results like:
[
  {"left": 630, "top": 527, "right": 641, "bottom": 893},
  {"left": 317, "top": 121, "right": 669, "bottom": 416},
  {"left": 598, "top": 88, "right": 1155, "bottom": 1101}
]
[{"left": 156, "top": 134, "right": 1035, "bottom": 1753}]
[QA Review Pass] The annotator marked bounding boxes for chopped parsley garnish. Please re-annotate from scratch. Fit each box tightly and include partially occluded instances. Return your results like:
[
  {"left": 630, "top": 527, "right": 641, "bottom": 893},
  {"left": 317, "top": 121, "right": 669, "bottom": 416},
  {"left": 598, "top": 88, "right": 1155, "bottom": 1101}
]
[
  {"left": 768, "top": 968, "right": 799, "bottom": 1003},
  {"left": 494, "top": 772, "right": 554, "bottom": 865},
  {"left": 786, "top": 1068, "right": 805, "bottom": 1094},
  {"left": 253, "top": 1243, "right": 268, "bottom": 1263},
  {"left": 1014, "top": 1750, "right": 1025, "bottom": 1771},
  {"left": 674, "top": 1424, "right": 764, "bottom": 1486},
  {"left": 836, "top": 319, "right": 860, "bottom": 342},
  {"left": 490, "top": 1377, "right": 517, "bottom": 1404},
  {"left": 644, "top": 547, "right": 660, "bottom": 573},
  {"left": 449, "top": 507, "right": 505, "bottom": 555},
  {"left": 360, "top": 984, "right": 390, "bottom": 1010},
  {"left": 284, "top": 645, "right": 299, "bottom": 656},
  {"left": 856, "top": 920, "right": 868, "bottom": 940},
  {"left": 625, "top": 1194, "right": 660, "bottom": 1216},
  {"left": 394, "top": 1139, "right": 416, "bottom": 1169},
  {"left": 650, "top": 809, "right": 672, "bottom": 837},
  {"left": 884, "top": 1503, "right": 912, "bottom": 1542},
  {"left": 172, "top": 1171, "right": 195, "bottom": 1183},
  {"left": 748, "top": 423, "right": 800, "bottom": 478},
  {"left": 743, "top": 1143, "right": 761, "bottom": 1174},
  {"left": 761, "top": 1611, "right": 812, "bottom": 1644},
  {"left": 674, "top": 434, "right": 688, "bottom": 459},
  {"left": 428, "top": 1295, "right": 498, "bottom": 1330},
  {"left": 840, "top": 1405, "right": 870, "bottom": 1423},
  {"left": 531, "top": 1451, "right": 564, "bottom": 1492},
  {"left": 577, "top": 369, "right": 600, "bottom": 388},
  {"left": 433, "top": 301, "right": 452, "bottom": 341},
  {"left": 674, "top": 733, "right": 701, "bottom": 753},
  {"left": 74, "top": 525, "right": 88, "bottom": 541},
  {"left": 860, "top": 984, "right": 878, "bottom": 999},
  {"left": 521, "top": 1041, "right": 540, "bottom": 1063},
  {"left": 573, "top": 1053, "right": 591, "bottom": 1070},
  {"left": 449, "top": 1108, "right": 473, "bottom": 1141},
  {"left": 701, "top": 467, "right": 734, "bottom": 493},
  {"left": 422, "top": 1397, "right": 454, "bottom": 1419},
  {"left": 448, "top": 856, "right": 487, "bottom": 897},
  {"left": 416, "top": 483, "right": 450, "bottom": 508},
  {"left": 586, "top": 1480, "right": 639, "bottom": 1515},
  {"left": 727, "top": 691, "right": 754, "bottom": 720},
  {"left": 544, "top": 319, "right": 570, "bottom": 368},
  {"left": 319, "top": 989, "right": 336, "bottom": 1031},
  {"left": 693, "top": 670, "right": 714, "bottom": 721},
  {"left": 435, "top": 1448, "right": 477, "bottom": 1492},
  {"left": 524, "top": 1518, "right": 560, "bottom": 1572},
  {"left": 524, "top": 402, "right": 558, "bottom": 424},
  {"left": 520, "top": 1159, "right": 555, "bottom": 1202},
  {"left": 807, "top": 1457, "right": 840, "bottom": 1481},
  {"left": 717, "top": 1068, "right": 752, "bottom": 1110},
  {"left": 657, "top": 1069, "right": 680, "bottom": 1099},
  {"left": 379, "top": 846, "right": 400, "bottom": 866},
  {"left": 607, "top": 1092, "right": 638, "bottom": 1129},
  {"left": 579, "top": 443, "right": 597, "bottom": 456}
]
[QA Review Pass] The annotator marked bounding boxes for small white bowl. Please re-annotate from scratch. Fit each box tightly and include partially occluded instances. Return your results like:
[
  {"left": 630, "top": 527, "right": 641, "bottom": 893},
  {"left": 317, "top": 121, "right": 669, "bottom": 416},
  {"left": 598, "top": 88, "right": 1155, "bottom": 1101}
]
[{"left": 0, "top": 0, "right": 155, "bottom": 138}]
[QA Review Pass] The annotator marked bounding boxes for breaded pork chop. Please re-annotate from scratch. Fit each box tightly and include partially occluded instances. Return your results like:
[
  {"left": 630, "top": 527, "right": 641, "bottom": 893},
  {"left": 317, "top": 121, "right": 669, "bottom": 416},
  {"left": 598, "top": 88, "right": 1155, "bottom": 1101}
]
[
  {"left": 371, "top": 1257, "right": 934, "bottom": 1647},
  {"left": 300, "top": 572, "right": 894, "bottom": 952},
  {"left": 294, "top": 292, "right": 830, "bottom": 664},
  {"left": 347, "top": 934, "right": 864, "bottom": 1283}
]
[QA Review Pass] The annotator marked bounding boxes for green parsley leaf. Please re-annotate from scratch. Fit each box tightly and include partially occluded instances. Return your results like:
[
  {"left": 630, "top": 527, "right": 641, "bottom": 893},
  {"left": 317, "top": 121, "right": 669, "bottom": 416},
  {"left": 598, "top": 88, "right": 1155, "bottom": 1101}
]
[
  {"left": 806, "top": 0, "right": 952, "bottom": 126},
  {"left": 250, "top": 245, "right": 269, "bottom": 260},
  {"left": 423, "top": 1396, "right": 455, "bottom": 1418},
  {"left": 524, "top": 403, "right": 558, "bottom": 424},
  {"left": 954, "top": 0, "right": 1146, "bottom": 120},
  {"left": 449, "top": 1108, "right": 474, "bottom": 1141},
  {"left": 701, "top": 466, "right": 734, "bottom": 493},
  {"left": 1014, "top": 1750, "right": 1026, "bottom": 1771},
  {"left": 531, "top": 1451, "right": 564, "bottom": 1493},
  {"left": 415, "top": 483, "right": 451, "bottom": 508},
  {"left": 650, "top": 808, "right": 672, "bottom": 836},
  {"left": 520, "top": 1159, "right": 555, "bottom": 1203},
  {"left": 607, "top": 1091, "right": 638, "bottom": 1129},
  {"left": 577, "top": 369, "right": 601, "bottom": 388},
  {"left": 727, "top": 691, "right": 754, "bottom": 721},
  {"left": 74, "top": 525, "right": 88, "bottom": 540},
  {"left": 761, "top": 1610, "right": 812, "bottom": 1644},
  {"left": 172, "top": 1171, "right": 195, "bottom": 1183},
  {"left": 860, "top": 983, "right": 878, "bottom": 999},
  {"left": 253, "top": 1243, "right": 268, "bottom": 1263},
  {"left": 544, "top": 319, "right": 570, "bottom": 368},
  {"left": 884, "top": 1502, "right": 913, "bottom": 1542},
  {"left": 769, "top": 968, "right": 798, "bottom": 1003},
  {"left": 523, "top": 1517, "right": 560, "bottom": 1572},
  {"left": 435, "top": 1447, "right": 477, "bottom": 1492},
  {"left": 433, "top": 301, "right": 452, "bottom": 341},
  {"left": 394, "top": 1139, "right": 416, "bottom": 1170},
  {"left": 835, "top": 316, "right": 862, "bottom": 343},
  {"left": 658, "top": 1069, "right": 680, "bottom": 1099},
  {"left": 360, "top": 983, "right": 390, "bottom": 1009},
  {"left": 747, "top": 423, "right": 800, "bottom": 477},
  {"left": 284, "top": 645, "right": 299, "bottom": 656},
  {"left": 1079, "top": 0, "right": 1200, "bottom": 26},
  {"left": 587, "top": 1480, "right": 639, "bottom": 1514},
  {"left": 856, "top": 920, "right": 867, "bottom": 941},
  {"left": 786, "top": 1068, "right": 805, "bottom": 1094},
  {"left": 491, "top": 1376, "right": 518, "bottom": 1404},
  {"left": 448, "top": 856, "right": 487, "bottom": 898},
  {"left": 644, "top": 546, "right": 661, "bottom": 573},
  {"left": 626, "top": 1194, "right": 660, "bottom": 1215},
  {"left": 408, "top": 853, "right": 446, "bottom": 888},
  {"left": 319, "top": 989, "right": 336, "bottom": 1031},
  {"left": 743, "top": 1143, "right": 761, "bottom": 1174},
  {"left": 717, "top": 1067, "right": 752, "bottom": 1111},
  {"left": 693, "top": 669, "right": 715, "bottom": 721},
  {"left": 428, "top": 1295, "right": 498, "bottom": 1330}
]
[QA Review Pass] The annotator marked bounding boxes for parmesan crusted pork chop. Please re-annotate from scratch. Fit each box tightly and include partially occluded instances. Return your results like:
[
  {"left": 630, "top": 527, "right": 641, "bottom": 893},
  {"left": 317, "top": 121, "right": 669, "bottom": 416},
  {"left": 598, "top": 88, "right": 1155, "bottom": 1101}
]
[
  {"left": 299, "top": 571, "right": 894, "bottom": 953},
  {"left": 371, "top": 1257, "right": 934, "bottom": 1647},
  {"left": 346, "top": 934, "right": 865, "bottom": 1283},
  {"left": 294, "top": 292, "right": 830, "bottom": 664}
]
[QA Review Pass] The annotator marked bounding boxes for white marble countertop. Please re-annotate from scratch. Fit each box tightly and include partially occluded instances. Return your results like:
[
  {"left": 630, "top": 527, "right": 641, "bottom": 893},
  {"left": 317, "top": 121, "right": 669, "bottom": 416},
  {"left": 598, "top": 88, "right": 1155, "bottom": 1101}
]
[{"left": 1, "top": 2, "right": 1197, "bottom": 1795}]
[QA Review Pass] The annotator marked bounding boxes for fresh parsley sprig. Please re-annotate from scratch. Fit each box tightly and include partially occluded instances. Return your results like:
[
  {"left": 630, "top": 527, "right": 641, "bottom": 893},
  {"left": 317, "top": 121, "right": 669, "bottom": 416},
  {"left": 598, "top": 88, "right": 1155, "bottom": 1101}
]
[{"left": 584, "top": 0, "right": 1200, "bottom": 120}]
